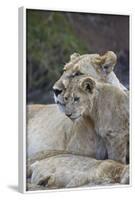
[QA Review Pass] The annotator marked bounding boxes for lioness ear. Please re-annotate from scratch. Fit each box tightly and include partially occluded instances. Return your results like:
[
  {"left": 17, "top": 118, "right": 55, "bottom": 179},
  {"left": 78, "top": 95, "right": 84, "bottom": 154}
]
[
  {"left": 80, "top": 77, "right": 96, "bottom": 93},
  {"left": 64, "top": 53, "right": 80, "bottom": 71},
  {"left": 70, "top": 52, "right": 80, "bottom": 61},
  {"left": 95, "top": 51, "right": 117, "bottom": 70}
]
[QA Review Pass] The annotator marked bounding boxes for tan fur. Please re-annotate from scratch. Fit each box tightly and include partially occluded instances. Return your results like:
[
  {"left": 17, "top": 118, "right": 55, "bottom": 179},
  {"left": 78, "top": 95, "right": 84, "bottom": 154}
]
[
  {"left": 29, "top": 154, "right": 129, "bottom": 189},
  {"left": 27, "top": 104, "right": 96, "bottom": 164},
  {"left": 27, "top": 52, "right": 128, "bottom": 190},
  {"left": 27, "top": 94, "right": 128, "bottom": 190},
  {"left": 53, "top": 51, "right": 127, "bottom": 92},
  {"left": 27, "top": 104, "right": 98, "bottom": 189},
  {"left": 62, "top": 75, "right": 129, "bottom": 164}
]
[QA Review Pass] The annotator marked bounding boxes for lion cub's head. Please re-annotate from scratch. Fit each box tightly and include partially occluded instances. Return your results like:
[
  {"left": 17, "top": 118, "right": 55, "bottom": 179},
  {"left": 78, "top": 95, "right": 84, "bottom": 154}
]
[{"left": 59, "top": 75, "right": 96, "bottom": 121}]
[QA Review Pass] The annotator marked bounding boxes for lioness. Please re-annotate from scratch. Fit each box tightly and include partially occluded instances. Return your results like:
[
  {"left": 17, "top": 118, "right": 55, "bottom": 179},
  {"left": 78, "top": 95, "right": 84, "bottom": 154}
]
[
  {"left": 53, "top": 51, "right": 127, "bottom": 101},
  {"left": 30, "top": 154, "right": 129, "bottom": 189},
  {"left": 60, "top": 75, "right": 129, "bottom": 164},
  {"left": 27, "top": 51, "right": 128, "bottom": 190}
]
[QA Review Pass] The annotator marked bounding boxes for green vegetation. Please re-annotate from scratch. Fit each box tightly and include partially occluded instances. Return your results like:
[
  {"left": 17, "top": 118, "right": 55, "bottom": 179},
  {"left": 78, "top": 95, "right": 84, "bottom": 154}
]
[
  {"left": 27, "top": 10, "right": 87, "bottom": 103},
  {"left": 26, "top": 10, "right": 129, "bottom": 104}
]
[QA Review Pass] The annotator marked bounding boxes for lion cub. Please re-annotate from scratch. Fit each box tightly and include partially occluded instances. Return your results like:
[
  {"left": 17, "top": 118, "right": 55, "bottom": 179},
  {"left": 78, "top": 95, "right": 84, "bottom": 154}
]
[{"left": 62, "top": 75, "right": 129, "bottom": 164}]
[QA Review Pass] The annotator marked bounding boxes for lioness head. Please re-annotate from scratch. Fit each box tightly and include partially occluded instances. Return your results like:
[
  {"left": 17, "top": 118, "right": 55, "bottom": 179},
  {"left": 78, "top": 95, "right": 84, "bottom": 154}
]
[
  {"left": 57, "top": 75, "right": 96, "bottom": 120},
  {"left": 53, "top": 51, "right": 117, "bottom": 109}
]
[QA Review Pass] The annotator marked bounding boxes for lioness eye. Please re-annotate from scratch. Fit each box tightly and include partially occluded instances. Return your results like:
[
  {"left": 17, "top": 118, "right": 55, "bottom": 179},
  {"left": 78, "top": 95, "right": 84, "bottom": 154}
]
[
  {"left": 74, "top": 97, "right": 80, "bottom": 102},
  {"left": 103, "top": 65, "right": 109, "bottom": 69},
  {"left": 72, "top": 71, "right": 83, "bottom": 77},
  {"left": 75, "top": 71, "right": 83, "bottom": 76},
  {"left": 75, "top": 71, "right": 80, "bottom": 76}
]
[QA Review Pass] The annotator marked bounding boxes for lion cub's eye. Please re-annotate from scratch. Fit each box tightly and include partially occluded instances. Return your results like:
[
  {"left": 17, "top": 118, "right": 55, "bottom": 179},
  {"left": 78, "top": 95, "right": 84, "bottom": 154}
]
[{"left": 74, "top": 97, "right": 80, "bottom": 102}]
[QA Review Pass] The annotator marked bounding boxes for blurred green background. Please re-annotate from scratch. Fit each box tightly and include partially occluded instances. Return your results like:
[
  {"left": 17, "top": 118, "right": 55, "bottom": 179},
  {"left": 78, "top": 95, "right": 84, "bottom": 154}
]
[{"left": 26, "top": 9, "right": 129, "bottom": 104}]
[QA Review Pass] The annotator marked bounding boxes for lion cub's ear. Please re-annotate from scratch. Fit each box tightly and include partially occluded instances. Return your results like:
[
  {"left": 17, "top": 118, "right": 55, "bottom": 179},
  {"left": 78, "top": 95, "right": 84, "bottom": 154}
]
[
  {"left": 80, "top": 77, "right": 96, "bottom": 93},
  {"left": 94, "top": 51, "right": 117, "bottom": 71}
]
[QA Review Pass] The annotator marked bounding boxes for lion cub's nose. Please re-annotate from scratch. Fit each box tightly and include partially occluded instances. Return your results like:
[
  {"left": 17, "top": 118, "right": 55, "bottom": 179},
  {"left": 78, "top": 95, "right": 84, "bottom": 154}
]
[{"left": 53, "top": 88, "right": 62, "bottom": 96}]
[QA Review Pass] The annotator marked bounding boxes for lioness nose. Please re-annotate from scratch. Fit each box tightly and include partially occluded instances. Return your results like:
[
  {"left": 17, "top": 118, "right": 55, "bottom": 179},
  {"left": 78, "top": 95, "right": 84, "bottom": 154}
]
[
  {"left": 66, "top": 113, "right": 72, "bottom": 117},
  {"left": 53, "top": 88, "right": 62, "bottom": 96}
]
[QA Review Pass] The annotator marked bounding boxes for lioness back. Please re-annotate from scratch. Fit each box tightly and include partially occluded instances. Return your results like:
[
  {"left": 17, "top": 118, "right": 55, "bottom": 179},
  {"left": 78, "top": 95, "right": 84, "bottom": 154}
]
[
  {"left": 27, "top": 104, "right": 46, "bottom": 120},
  {"left": 27, "top": 104, "right": 73, "bottom": 159}
]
